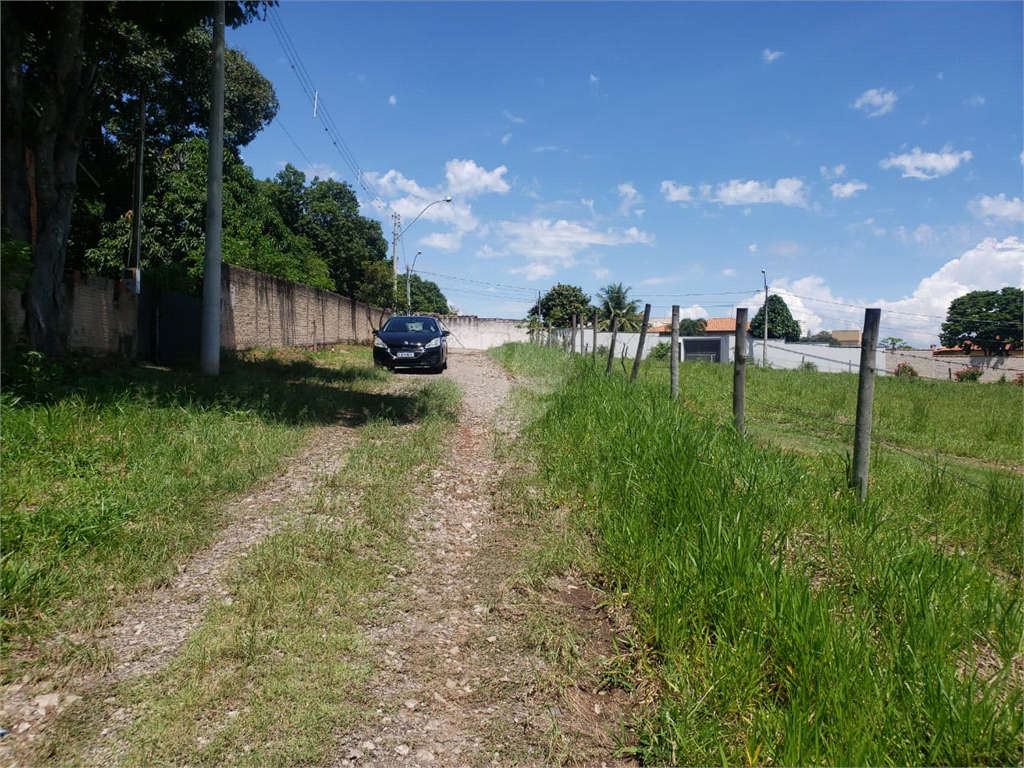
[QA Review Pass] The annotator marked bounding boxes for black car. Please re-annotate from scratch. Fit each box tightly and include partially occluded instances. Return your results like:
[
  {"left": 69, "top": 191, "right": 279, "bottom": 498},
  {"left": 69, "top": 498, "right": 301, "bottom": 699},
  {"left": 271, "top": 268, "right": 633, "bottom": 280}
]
[{"left": 372, "top": 315, "right": 450, "bottom": 373}]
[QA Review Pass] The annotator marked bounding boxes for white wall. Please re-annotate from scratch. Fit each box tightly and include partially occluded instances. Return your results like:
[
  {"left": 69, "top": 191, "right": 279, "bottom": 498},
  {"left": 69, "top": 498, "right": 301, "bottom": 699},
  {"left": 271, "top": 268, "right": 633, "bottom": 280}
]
[
  {"left": 440, "top": 315, "right": 530, "bottom": 349},
  {"left": 744, "top": 339, "right": 885, "bottom": 374}
]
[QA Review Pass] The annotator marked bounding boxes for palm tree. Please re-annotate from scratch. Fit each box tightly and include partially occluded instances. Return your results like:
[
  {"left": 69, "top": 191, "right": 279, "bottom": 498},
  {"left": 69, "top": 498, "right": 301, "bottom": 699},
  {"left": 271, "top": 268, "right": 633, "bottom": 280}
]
[{"left": 597, "top": 283, "right": 643, "bottom": 331}]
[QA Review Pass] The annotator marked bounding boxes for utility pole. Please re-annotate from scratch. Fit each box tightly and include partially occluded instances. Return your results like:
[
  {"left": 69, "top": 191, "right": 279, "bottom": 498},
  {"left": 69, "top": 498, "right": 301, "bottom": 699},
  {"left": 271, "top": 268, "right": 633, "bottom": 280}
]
[
  {"left": 200, "top": 0, "right": 225, "bottom": 376},
  {"left": 127, "top": 95, "right": 145, "bottom": 289},
  {"left": 761, "top": 269, "right": 768, "bottom": 367},
  {"left": 406, "top": 251, "right": 421, "bottom": 313},
  {"left": 391, "top": 212, "right": 401, "bottom": 305},
  {"left": 670, "top": 304, "right": 680, "bottom": 399},
  {"left": 733, "top": 307, "right": 748, "bottom": 434}
]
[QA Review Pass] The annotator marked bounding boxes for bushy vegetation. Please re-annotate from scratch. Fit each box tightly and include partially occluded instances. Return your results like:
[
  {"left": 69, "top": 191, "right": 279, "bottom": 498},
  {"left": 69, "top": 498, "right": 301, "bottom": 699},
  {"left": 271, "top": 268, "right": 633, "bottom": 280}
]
[{"left": 495, "top": 345, "right": 1023, "bottom": 766}]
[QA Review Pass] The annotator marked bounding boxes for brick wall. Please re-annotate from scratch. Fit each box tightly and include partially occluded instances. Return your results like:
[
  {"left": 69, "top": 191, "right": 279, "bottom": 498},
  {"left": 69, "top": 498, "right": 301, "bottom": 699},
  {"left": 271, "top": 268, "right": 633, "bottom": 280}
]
[
  {"left": 220, "top": 264, "right": 387, "bottom": 351},
  {"left": 2, "top": 272, "right": 138, "bottom": 358},
  {"left": 886, "top": 349, "right": 1024, "bottom": 382}
]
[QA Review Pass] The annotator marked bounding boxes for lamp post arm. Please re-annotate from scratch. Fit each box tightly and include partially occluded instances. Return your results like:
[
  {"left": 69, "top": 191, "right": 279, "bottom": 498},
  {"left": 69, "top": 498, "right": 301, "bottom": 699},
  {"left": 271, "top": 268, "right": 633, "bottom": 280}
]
[{"left": 397, "top": 196, "right": 452, "bottom": 241}]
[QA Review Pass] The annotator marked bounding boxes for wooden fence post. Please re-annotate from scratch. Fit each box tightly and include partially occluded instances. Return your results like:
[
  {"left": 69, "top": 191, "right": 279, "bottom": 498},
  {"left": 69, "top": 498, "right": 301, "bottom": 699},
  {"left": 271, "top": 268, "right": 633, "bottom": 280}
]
[
  {"left": 851, "top": 308, "right": 881, "bottom": 503},
  {"left": 570, "top": 314, "right": 577, "bottom": 354},
  {"left": 733, "top": 308, "right": 748, "bottom": 434},
  {"left": 630, "top": 303, "right": 652, "bottom": 382},
  {"left": 547, "top": 322, "right": 552, "bottom": 349},
  {"left": 593, "top": 309, "right": 598, "bottom": 363},
  {"left": 670, "top": 304, "right": 680, "bottom": 399},
  {"left": 605, "top": 315, "right": 619, "bottom": 375}
]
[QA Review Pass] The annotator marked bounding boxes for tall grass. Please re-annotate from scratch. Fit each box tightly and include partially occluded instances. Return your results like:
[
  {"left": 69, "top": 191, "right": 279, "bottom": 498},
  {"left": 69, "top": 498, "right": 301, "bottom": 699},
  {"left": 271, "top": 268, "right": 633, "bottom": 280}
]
[{"left": 518, "top": 359, "right": 1022, "bottom": 766}]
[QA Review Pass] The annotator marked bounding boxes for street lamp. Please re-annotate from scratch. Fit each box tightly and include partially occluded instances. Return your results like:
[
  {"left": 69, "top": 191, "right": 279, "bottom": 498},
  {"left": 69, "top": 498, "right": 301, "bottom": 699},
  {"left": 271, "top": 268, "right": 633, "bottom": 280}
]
[
  {"left": 761, "top": 269, "right": 768, "bottom": 366},
  {"left": 406, "top": 251, "right": 421, "bottom": 312},
  {"left": 392, "top": 196, "right": 452, "bottom": 302}
]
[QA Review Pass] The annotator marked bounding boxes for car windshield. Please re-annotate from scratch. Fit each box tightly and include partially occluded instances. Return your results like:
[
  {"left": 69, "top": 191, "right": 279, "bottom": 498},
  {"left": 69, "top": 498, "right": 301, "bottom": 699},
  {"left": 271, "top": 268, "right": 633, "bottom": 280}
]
[{"left": 383, "top": 319, "right": 437, "bottom": 334}]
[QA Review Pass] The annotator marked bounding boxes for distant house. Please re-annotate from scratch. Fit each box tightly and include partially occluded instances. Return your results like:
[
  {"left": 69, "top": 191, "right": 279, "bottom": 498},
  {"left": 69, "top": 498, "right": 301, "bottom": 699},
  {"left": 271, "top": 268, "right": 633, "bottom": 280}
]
[
  {"left": 933, "top": 341, "right": 1022, "bottom": 357},
  {"left": 831, "top": 329, "right": 861, "bottom": 347},
  {"left": 648, "top": 323, "right": 673, "bottom": 334},
  {"left": 704, "top": 317, "right": 749, "bottom": 337}
]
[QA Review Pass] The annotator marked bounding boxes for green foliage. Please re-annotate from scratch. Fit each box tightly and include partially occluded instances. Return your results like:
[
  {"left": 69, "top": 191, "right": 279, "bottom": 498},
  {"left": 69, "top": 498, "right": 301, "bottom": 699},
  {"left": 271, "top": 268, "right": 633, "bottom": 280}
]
[
  {"left": 802, "top": 330, "right": 841, "bottom": 346},
  {"left": 514, "top": 361, "right": 1022, "bottom": 767},
  {"left": 678, "top": 318, "right": 706, "bottom": 336},
  {"left": 402, "top": 273, "right": 451, "bottom": 314},
  {"left": 894, "top": 362, "right": 919, "bottom": 378},
  {"left": 527, "top": 283, "right": 592, "bottom": 329},
  {"left": 940, "top": 287, "right": 1023, "bottom": 356},
  {"left": 648, "top": 341, "right": 672, "bottom": 361},
  {"left": 85, "top": 139, "right": 334, "bottom": 294},
  {"left": 880, "top": 336, "right": 912, "bottom": 350},
  {"left": 750, "top": 294, "right": 801, "bottom": 342},
  {"left": 597, "top": 282, "right": 643, "bottom": 331},
  {"left": 797, "top": 359, "right": 818, "bottom": 372},
  {"left": 954, "top": 367, "right": 984, "bottom": 383}
]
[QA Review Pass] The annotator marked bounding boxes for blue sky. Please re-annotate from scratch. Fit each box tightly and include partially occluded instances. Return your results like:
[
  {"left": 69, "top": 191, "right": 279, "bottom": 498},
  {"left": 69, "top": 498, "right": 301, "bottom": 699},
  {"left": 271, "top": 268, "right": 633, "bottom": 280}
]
[{"left": 229, "top": 1, "right": 1023, "bottom": 345}]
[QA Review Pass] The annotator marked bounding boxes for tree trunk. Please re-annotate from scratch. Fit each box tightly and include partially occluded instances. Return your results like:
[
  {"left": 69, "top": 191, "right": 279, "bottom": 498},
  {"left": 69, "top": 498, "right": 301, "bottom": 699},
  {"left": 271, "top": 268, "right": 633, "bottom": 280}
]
[
  {"left": 19, "top": 2, "right": 97, "bottom": 355},
  {"left": 0, "top": 2, "right": 31, "bottom": 244}
]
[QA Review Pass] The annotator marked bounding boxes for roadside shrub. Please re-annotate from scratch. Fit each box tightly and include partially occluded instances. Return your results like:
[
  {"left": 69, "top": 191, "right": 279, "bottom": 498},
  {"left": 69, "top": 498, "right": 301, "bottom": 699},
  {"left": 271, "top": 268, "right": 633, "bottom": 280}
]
[
  {"left": 894, "top": 362, "right": 919, "bottom": 379},
  {"left": 1015, "top": 372, "right": 1024, "bottom": 387},
  {"left": 648, "top": 341, "right": 672, "bottom": 361},
  {"left": 954, "top": 367, "right": 984, "bottom": 383},
  {"left": 797, "top": 359, "right": 818, "bottom": 372}
]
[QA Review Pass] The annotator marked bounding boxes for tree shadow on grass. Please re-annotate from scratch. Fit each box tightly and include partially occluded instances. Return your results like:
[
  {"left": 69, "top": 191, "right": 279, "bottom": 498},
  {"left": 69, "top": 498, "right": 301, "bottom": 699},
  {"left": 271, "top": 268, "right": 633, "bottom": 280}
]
[{"left": 1, "top": 349, "right": 437, "bottom": 427}]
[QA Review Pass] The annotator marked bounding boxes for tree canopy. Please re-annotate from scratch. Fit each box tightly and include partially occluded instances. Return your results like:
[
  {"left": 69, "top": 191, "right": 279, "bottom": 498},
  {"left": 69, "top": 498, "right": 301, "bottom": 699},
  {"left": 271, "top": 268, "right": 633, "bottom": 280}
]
[
  {"left": 597, "top": 283, "right": 643, "bottom": 331},
  {"left": 939, "top": 287, "right": 1023, "bottom": 355},
  {"left": 1, "top": 0, "right": 270, "bottom": 353},
  {"left": 527, "top": 284, "right": 591, "bottom": 329},
  {"left": 678, "top": 318, "right": 706, "bottom": 336},
  {"left": 750, "top": 294, "right": 801, "bottom": 342},
  {"left": 802, "top": 330, "right": 842, "bottom": 347},
  {"left": 403, "top": 273, "right": 451, "bottom": 315}
]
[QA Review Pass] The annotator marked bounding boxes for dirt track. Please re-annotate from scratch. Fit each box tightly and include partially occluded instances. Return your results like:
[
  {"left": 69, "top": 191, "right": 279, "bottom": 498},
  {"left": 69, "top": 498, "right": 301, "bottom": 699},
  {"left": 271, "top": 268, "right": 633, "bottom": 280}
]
[{"left": 0, "top": 349, "right": 634, "bottom": 767}]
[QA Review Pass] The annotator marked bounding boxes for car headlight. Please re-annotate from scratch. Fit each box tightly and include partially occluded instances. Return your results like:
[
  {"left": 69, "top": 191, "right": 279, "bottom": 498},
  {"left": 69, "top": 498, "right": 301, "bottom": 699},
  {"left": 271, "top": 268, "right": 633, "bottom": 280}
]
[
  {"left": 373, "top": 336, "right": 388, "bottom": 349},
  {"left": 424, "top": 336, "right": 441, "bottom": 349}
]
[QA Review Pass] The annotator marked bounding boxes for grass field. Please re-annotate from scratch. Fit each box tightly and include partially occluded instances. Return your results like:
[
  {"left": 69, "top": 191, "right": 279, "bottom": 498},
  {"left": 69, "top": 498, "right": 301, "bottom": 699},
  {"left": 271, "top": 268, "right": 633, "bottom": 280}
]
[
  {"left": 0, "top": 346, "right": 442, "bottom": 657},
  {"left": 490, "top": 343, "right": 1023, "bottom": 767}
]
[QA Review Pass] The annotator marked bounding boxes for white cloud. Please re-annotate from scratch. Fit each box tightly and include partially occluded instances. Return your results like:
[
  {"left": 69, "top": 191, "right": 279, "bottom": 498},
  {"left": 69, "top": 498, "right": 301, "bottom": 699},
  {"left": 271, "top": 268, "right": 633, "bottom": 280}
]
[
  {"left": 495, "top": 219, "right": 653, "bottom": 281},
  {"left": 913, "top": 224, "right": 936, "bottom": 244},
  {"left": 710, "top": 178, "right": 807, "bottom": 207},
  {"left": 721, "top": 268, "right": 737, "bottom": 277},
  {"left": 502, "top": 109, "right": 524, "bottom": 124},
  {"left": 501, "top": 133, "right": 512, "bottom": 146},
  {"left": 759, "top": 237, "right": 1024, "bottom": 345},
  {"left": 879, "top": 145, "right": 972, "bottom": 180},
  {"left": 680, "top": 305, "right": 707, "bottom": 320},
  {"left": 589, "top": 74, "right": 599, "bottom": 84},
  {"left": 820, "top": 164, "right": 846, "bottom": 179},
  {"left": 844, "top": 218, "right": 887, "bottom": 237},
  {"left": 580, "top": 199, "right": 595, "bottom": 217},
  {"left": 660, "top": 180, "right": 694, "bottom": 205},
  {"left": 748, "top": 244, "right": 758, "bottom": 254},
  {"left": 420, "top": 231, "right": 463, "bottom": 251},
  {"left": 852, "top": 88, "right": 897, "bottom": 117},
  {"left": 965, "top": 94, "right": 985, "bottom": 107},
  {"left": 830, "top": 180, "right": 868, "bottom": 199},
  {"left": 301, "top": 163, "right": 339, "bottom": 181},
  {"left": 444, "top": 159, "right": 510, "bottom": 197},
  {"left": 594, "top": 267, "right": 610, "bottom": 279},
  {"left": 640, "top": 277, "right": 669, "bottom": 286},
  {"left": 762, "top": 49, "right": 783, "bottom": 63},
  {"left": 389, "top": 95, "right": 397, "bottom": 106},
  {"left": 617, "top": 182, "right": 644, "bottom": 217},
  {"left": 970, "top": 194, "right": 1024, "bottom": 223},
  {"left": 771, "top": 240, "right": 805, "bottom": 256}
]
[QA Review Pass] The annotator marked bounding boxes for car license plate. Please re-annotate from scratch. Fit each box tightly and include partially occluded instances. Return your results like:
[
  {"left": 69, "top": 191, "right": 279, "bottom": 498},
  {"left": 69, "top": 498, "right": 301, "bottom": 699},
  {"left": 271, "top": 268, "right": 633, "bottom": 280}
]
[{"left": 396, "top": 351, "right": 415, "bottom": 358}]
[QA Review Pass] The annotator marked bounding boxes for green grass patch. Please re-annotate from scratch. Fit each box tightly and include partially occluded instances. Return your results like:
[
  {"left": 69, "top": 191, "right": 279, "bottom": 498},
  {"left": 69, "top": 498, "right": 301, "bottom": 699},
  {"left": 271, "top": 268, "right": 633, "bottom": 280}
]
[
  {"left": 33, "top": 376, "right": 461, "bottom": 767},
  {"left": 0, "top": 346, "right": 438, "bottom": 649},
  {"left": 493, "top": 346, "right": 1023, "bottom": 767}
]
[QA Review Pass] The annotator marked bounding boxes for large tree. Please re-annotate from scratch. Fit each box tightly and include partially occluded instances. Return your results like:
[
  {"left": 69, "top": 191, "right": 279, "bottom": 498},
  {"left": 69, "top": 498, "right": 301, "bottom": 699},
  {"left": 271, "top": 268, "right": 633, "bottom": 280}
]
[
  {"left": 679, "top": 318, "right": 706, "bottom": 336},
  {"left": 527, "top": 283, "right": 591, "bottom": 329},
  {"left": 1, "top": 1, "right": 267, "bottom": 354},
  {"left": 403, "top": 273, "right": 451, "bottom": 315},
  {"left": 939, "top": 287, "right": 1023, "bottom": 355},
  {"left": 750, "top": 294, "right": 801, "bottom": 342},
  {"left": 597, "top": 282, "right": 643, "bottom": 331},
  {"left": 85, "top": 138, "right": 332, "bottom": 294}
]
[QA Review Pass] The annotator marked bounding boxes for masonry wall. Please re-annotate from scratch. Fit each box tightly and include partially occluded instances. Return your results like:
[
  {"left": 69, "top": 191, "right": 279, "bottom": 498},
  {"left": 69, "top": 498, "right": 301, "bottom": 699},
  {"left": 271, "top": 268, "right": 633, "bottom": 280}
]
[
  {"left": 885, "top": 349, "right": 1024, "bottom": 382},
  {"left": 437, "top": 315, "right": 530, "bottom": 350},
  {"left": 1, "top": 272, "right": 138, "bottom": 358},
  {"left": 220, "top": 264, "right": 387, "bottom": 350}
]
